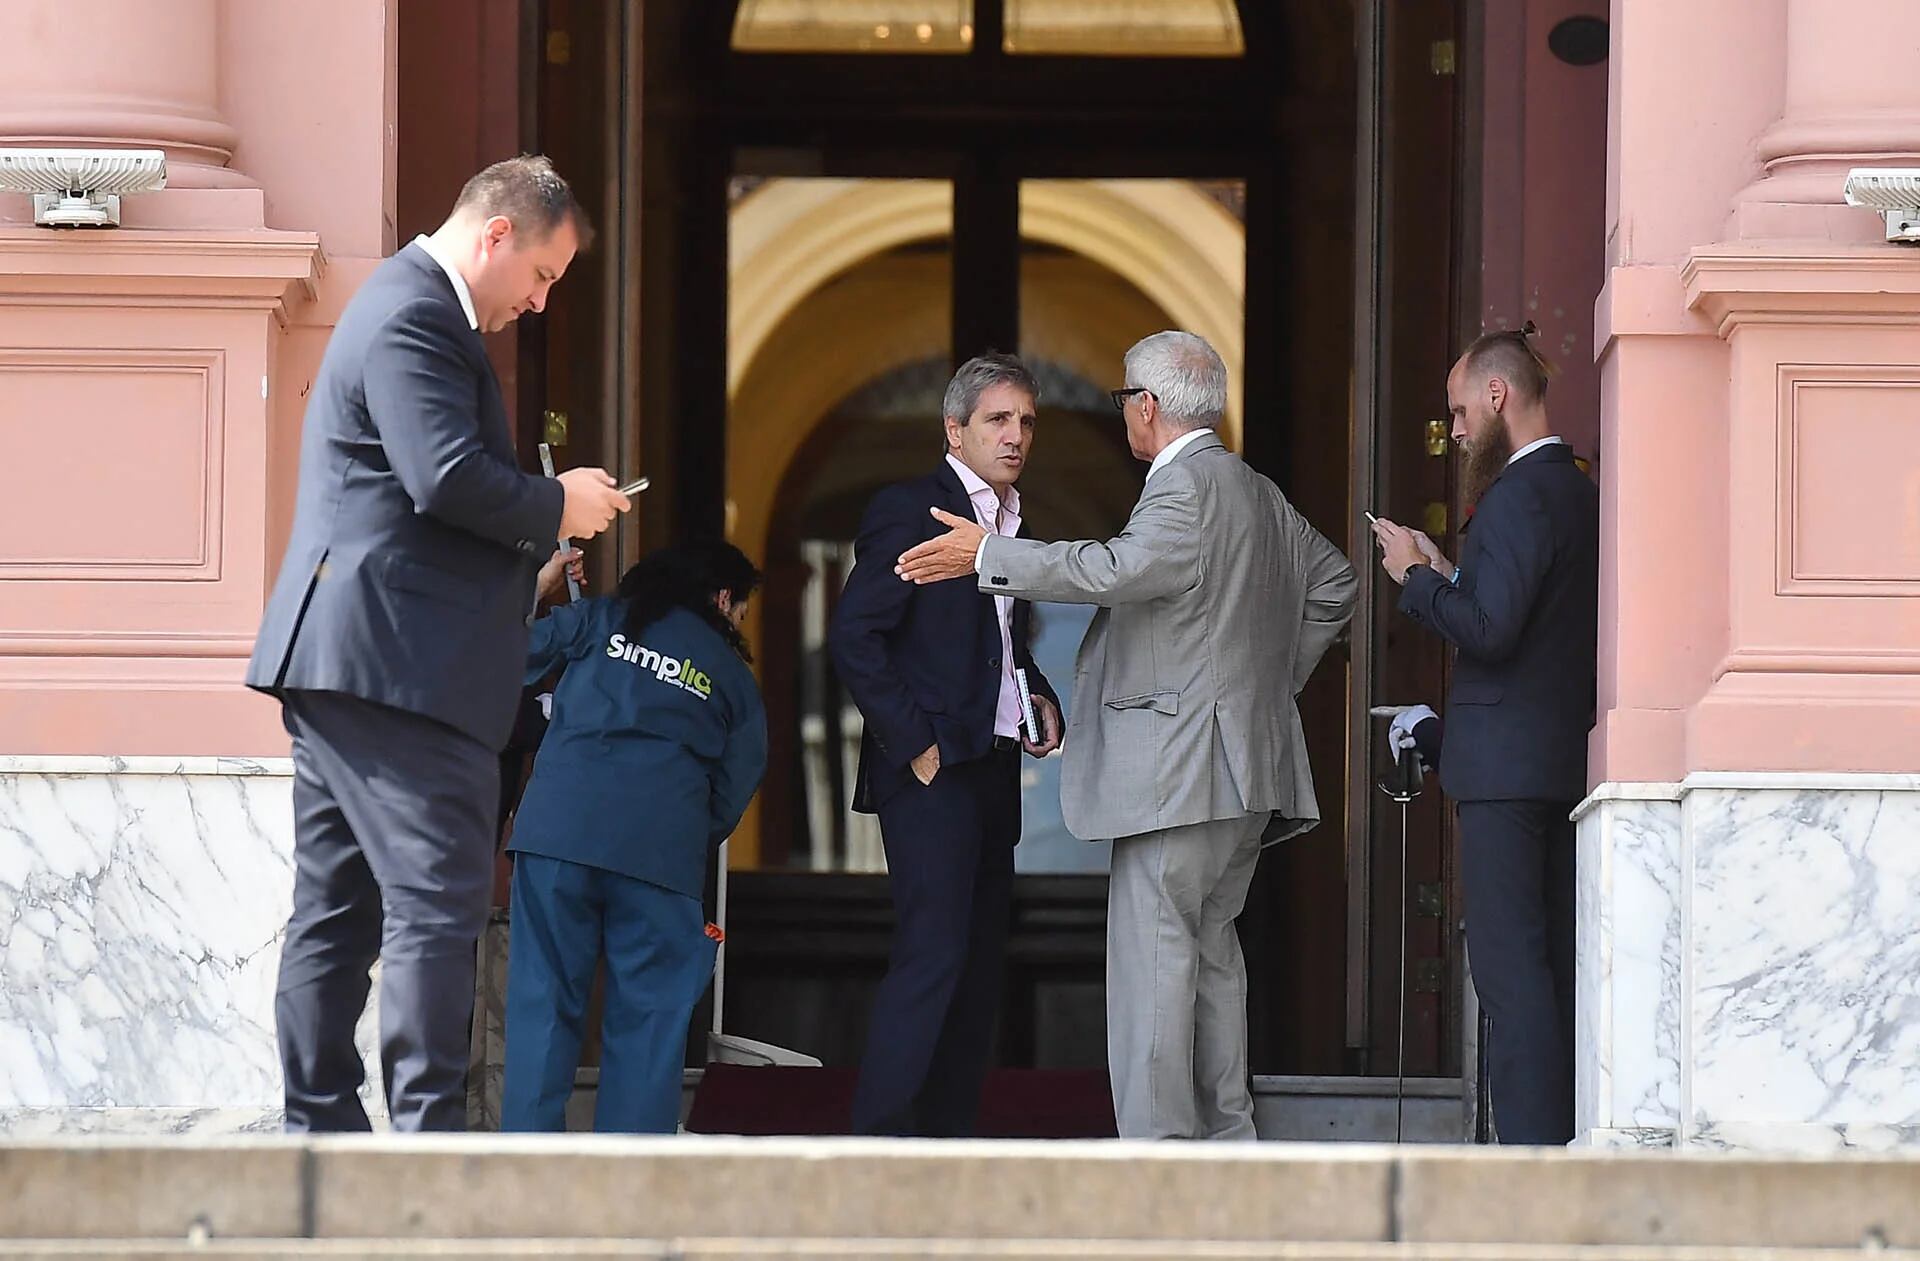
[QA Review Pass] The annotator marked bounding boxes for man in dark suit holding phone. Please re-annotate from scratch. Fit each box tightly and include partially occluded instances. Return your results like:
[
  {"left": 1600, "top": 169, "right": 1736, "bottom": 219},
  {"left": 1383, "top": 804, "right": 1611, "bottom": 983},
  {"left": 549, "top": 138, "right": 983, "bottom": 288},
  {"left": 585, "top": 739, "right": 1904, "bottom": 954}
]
[
  {"left": 1370, "top": 326, "right": 1599, "bottom": 1145},
  {"left": 828, "top": 353, "right": 1060, "bottom": 1137},
  {"left": 248, "top": 155, "right": 631, "bottom": 1132}
]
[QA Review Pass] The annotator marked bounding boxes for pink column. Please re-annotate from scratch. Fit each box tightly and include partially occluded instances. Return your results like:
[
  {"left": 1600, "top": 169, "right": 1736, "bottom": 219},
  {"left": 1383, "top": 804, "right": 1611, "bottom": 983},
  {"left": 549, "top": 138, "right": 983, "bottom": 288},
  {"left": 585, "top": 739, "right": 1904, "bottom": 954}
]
[
  {"left": 0, "top": 0, "right": 251, "bottom": 188},
  {"left": 1731, "top": 0, "right": 1920, "bottom": 239},
  {"left": 1591, "top": 0, "right": 1788, "bottom": 784}
]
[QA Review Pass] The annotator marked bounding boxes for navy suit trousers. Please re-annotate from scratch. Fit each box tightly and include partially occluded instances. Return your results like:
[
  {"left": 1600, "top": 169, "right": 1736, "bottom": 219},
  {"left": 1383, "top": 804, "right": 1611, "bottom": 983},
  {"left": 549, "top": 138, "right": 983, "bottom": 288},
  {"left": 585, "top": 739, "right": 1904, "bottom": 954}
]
[
  {"left": 275, "top": 689, "right": 497, "bottom": 1132},
  {"left": 852, "top": 746, "right": 1020, "bottom": 1137},
  {"left": 1458, "top": 799, "right": 1577, "bottom": 1145}
]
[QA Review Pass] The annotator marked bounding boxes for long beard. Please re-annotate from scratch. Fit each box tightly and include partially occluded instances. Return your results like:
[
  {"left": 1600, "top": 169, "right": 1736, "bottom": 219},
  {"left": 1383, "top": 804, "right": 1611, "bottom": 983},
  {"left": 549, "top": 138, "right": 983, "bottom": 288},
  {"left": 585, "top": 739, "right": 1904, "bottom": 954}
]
[{"left": 1462, "top": 418, "right": 1514, "bottom": 507}]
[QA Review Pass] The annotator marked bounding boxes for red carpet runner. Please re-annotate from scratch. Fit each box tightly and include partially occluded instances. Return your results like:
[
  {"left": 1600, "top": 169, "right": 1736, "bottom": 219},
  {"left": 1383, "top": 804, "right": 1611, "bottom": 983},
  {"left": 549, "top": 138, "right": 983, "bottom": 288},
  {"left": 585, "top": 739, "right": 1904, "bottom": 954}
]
[{"left": 686, "top": 1065, "right": 1119, "bottom": 1138}]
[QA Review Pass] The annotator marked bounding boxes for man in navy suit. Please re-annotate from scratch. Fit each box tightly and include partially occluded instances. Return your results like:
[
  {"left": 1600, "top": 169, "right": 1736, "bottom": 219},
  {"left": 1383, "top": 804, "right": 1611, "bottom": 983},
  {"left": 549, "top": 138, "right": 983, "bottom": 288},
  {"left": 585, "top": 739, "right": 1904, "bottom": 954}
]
[
  {"left": 247, "top": 155, "right": 631, "bottom": 1131},
  {"left": 1370, "top": 326, "right": 1598, "bottom": 1145},
  {"left": 828, "top": 353, "right": 1061, "bottom": 1136}
]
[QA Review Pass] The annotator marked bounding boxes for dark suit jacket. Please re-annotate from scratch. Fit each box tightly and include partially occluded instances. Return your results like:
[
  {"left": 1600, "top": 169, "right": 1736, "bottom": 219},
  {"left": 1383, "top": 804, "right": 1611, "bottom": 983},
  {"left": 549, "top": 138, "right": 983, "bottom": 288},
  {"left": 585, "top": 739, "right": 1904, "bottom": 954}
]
[
  {"left": 246, "top": 243, "right": 564, "bottom": 751},
  {"left": 1397, "top": 441, "right": 1598, "bottom": 803},
  {"left": 829, "top": 461, "right": 1058, "bottom": 814}
]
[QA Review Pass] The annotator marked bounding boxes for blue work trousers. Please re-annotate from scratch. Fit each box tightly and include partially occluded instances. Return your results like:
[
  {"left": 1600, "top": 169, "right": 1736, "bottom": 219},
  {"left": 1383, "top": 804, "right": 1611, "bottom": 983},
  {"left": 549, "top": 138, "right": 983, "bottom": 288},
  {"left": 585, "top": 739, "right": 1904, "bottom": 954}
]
[{"left": 503, "top": 853, "right": 716, "bottom": 1133}]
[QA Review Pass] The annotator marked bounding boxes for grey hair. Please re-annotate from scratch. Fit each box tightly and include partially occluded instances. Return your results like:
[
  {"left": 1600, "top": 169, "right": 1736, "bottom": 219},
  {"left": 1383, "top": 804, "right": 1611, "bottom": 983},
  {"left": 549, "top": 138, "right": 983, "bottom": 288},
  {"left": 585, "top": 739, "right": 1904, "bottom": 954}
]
[
  {"left": 939, "top": 352, "right": 1040, "bottom": 449},
  {"left": 1124, "top": 331, "right": 1226, "bottom": 431}
]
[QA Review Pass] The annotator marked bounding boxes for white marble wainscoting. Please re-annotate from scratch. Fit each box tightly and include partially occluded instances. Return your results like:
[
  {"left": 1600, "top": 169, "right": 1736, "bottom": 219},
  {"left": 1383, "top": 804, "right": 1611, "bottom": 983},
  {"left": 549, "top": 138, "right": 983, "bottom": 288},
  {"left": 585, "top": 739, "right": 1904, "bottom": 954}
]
[
  {"left": 1574, "top": 786, "right": 1683, "bottom": 1147},
  {"left": 468, "top": 911, "right": 510, "bottom": 1131},
  {"left": 1575, "top": 775, "right": 1920, "bottom": 1152},
  {"left": 1685, "top": 776, "right": 1920, "bottom": 1145},
  {"left": 0, "top": 756, "right": 381, "bottom": 1133}
]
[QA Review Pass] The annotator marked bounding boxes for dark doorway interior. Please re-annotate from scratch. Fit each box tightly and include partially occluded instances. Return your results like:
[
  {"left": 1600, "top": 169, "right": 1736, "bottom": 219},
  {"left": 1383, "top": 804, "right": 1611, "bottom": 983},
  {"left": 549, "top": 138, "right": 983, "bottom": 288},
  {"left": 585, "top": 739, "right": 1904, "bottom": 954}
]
[{"left": 424, "top": 0, "right": 1472, "bottom": 1097}]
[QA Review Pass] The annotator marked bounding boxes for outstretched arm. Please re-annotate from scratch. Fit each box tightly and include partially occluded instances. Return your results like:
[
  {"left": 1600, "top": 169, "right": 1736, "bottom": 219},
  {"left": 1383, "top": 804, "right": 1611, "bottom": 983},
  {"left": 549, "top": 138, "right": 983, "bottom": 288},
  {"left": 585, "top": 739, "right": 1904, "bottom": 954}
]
[{"left": 974, "top": 467, "right": 1204, "bottom": 607}]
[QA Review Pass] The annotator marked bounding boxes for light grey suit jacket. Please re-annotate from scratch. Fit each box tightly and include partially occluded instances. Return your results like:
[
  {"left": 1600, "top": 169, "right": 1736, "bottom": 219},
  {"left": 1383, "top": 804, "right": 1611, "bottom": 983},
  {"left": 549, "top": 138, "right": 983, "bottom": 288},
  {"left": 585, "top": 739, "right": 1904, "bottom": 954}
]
[{"left": 979, "top": 432, "right": 1356, "bottom": 843}]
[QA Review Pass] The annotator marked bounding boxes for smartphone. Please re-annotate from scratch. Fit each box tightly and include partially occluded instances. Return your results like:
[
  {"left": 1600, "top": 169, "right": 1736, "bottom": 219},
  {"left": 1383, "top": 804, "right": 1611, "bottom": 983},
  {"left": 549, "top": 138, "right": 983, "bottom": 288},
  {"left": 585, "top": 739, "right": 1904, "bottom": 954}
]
[
  {"left": 1363, "top": 511, "right": 1380, "bottom": 526},
  {"left": 617, "top": 476, "right": 651, "bottom": 497}
]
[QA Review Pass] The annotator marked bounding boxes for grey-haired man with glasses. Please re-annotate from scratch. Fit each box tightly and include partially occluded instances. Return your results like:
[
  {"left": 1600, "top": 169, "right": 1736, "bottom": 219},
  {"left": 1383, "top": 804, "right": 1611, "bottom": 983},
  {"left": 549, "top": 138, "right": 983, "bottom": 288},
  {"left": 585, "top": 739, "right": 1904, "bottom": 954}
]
[{"left": 898, "top": 331, "right": 1355, "bottom": 1139}]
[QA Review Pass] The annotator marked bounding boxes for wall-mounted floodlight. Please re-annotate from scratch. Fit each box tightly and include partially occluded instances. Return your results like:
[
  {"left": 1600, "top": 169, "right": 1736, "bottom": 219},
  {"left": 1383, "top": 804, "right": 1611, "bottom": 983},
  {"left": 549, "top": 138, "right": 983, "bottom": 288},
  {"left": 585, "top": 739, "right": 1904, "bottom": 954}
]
[{"left": 0, "top": 148, "right": 167, "bottom": 227}]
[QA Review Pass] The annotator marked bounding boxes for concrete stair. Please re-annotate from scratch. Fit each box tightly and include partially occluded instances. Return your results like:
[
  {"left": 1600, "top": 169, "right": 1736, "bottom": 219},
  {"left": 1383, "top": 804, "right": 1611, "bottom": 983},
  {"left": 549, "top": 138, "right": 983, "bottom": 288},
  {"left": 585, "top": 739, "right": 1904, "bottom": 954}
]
[
  {"left": 8, "top": 1247, "right": 1920, "bottom": 1260},
  {"left": 3, "top": 1137, "right": 1918, "bottom": 1259}
]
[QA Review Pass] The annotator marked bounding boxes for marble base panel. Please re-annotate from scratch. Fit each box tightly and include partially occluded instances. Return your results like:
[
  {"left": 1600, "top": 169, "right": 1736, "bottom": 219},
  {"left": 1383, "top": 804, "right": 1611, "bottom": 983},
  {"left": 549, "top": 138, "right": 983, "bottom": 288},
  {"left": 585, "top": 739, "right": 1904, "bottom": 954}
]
[
  {"left": 0, "top": 758, "right": 381, "bottom": 1125},
  {"left": 1575, "top": 792, "right": 1683, "bottom": 1138},
  {"left": 468, "top": 911, "right": 510, "bottom": 1131},
  {"left": 1576, "top": 776, "right": 1920, "bottom": 1150},
  {"left": 0, "top": 1106, "right": 284, "bottom": 1136},
  {"left": 1575, "top": 1127, "right": 1678, "bottom": 1149}
]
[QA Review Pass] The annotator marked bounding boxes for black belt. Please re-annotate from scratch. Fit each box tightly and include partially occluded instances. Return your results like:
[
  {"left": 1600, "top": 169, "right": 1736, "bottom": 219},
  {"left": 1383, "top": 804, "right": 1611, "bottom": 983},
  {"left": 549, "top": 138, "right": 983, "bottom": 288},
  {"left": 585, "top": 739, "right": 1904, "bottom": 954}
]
[{"left": 991, "top": 734, "right": 1021, "bottom": 752}]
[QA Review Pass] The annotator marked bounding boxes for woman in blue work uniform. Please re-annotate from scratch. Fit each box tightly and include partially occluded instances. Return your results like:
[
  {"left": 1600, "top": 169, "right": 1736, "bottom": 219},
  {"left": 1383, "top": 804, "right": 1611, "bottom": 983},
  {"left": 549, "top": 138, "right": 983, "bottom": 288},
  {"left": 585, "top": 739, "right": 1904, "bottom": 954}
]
[{"left": 503, "top": 539, "right": 767, "bottom": 1133}]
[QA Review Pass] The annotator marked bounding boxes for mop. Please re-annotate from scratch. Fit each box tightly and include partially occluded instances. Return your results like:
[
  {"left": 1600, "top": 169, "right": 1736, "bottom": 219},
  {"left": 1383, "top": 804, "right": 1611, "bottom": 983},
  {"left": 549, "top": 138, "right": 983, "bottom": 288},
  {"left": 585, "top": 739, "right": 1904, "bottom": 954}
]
[{"left": 705, "top": 837, "right": 821, "bottom": 1067}]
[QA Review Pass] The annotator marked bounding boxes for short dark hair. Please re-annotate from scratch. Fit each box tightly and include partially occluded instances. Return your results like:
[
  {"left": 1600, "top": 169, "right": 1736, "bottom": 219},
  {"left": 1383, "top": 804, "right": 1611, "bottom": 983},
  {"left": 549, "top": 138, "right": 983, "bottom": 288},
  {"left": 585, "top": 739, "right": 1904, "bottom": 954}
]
[
  {"left": 451, "top": 154, "right": 594, "bottom": 251},
  {"left": 941, "top": 352, "right": 1040, "bottom": 442},
  {"left": 1461, "top": 321, "right": 1555, "bottom": 403}
]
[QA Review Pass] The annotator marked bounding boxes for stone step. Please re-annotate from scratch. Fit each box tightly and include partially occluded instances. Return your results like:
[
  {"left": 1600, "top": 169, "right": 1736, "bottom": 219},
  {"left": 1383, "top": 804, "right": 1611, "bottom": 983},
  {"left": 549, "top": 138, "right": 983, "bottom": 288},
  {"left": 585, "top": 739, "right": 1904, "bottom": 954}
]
[
  {"left": 3, "top": 1137, "right": 1918, "bottom": 1251},
  {"left": 8, "top": 1243, "right": 1920, "bottom": 1260}
]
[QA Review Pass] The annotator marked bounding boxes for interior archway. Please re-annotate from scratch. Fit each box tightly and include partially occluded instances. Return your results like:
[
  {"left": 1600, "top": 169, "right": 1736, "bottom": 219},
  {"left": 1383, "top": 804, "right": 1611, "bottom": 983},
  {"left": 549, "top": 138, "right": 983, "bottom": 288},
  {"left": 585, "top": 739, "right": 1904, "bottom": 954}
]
[
  {"left": 729, "top": 178, "right": 1246, "bottom": 441},
  {"left": 726, "top": 237, "right": 1182, "bottom": 865}
]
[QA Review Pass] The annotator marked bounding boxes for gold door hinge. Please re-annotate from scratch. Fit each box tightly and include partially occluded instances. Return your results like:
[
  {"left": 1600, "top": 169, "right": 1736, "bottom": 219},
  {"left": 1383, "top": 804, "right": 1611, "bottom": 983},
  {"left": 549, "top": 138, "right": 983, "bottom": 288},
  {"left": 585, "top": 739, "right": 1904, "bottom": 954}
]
[
  {"left": 542, "top": 409, "right": 569, "bottom": 447},
  {"left": 1425, "top": 419, "right": 1449, "bottom": 457},
  {"left": 1413, "top": 959, "right": 1446, "bottom": 993},
  {"left": 1431, "top": 39, "right": 1456, "bottom": 75}
]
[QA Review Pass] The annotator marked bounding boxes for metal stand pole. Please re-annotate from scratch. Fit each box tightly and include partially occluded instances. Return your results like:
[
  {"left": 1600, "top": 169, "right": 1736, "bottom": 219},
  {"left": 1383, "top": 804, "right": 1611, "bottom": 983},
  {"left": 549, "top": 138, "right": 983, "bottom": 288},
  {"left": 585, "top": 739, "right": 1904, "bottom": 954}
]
[
  {"left": 1394, "top": 785, "right": 1409, "bottom": 1144},
  {"left": 1370, "top": 706, "right": 1424, "bottom": 1145}
]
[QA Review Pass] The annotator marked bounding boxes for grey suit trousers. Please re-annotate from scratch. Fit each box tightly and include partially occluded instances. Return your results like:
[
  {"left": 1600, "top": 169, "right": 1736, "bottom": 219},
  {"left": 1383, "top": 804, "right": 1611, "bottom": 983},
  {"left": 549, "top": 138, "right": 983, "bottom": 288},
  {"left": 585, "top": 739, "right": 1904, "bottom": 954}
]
[
  {"left": 1106, "top": 811, "right": 1269, "bottom": 1140},
  {"left": 276, "top": 690, "right": 498, "bottom": 1132}
]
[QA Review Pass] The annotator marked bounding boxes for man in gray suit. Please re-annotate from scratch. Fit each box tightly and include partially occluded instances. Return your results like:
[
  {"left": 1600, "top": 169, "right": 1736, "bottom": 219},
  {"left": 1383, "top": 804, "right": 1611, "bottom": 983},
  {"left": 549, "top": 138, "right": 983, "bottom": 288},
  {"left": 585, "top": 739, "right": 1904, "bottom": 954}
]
[
  {"left": 897, "top": 331, "right": 1356, "bottom": 1139},
  {"left": 247, "top": 155, "right": 630, "bottom": 1131}
]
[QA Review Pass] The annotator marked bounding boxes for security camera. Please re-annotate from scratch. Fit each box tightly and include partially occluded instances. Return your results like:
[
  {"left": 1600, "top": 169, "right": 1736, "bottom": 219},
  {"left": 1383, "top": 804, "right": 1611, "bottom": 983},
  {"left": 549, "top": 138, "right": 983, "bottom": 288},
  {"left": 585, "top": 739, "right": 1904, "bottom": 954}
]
[
  {"left": 0, "top": 148, "right": 167, "bottom": 228},
  {"left": 1843, "top": 168, "right": 1920, "bottom": 244}
]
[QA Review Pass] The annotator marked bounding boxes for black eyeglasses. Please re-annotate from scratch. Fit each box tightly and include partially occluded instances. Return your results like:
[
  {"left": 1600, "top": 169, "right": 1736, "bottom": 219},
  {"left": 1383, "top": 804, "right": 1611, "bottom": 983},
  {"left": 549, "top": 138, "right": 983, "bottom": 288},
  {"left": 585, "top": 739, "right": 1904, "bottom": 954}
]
[{"left": 1109, "top": 387, "right": 1154, "bottom": 412}]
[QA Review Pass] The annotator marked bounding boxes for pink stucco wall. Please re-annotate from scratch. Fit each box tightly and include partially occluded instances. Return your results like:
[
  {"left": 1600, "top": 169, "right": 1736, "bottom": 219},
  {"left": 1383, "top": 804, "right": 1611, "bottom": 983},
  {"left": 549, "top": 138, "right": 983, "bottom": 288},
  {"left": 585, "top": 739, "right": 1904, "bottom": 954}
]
[
  {"left": 1595, "top": 0, "right": 1920, "bottom": 782},
  {"left": 1476, "top": 0, "right": 1608, "bottom": 465},
  {"left": 2, "top": 0, "right": 1916, "bottom": 779},
  {"left": 0, "top": 0, "right": 394, "bottom": 756}
]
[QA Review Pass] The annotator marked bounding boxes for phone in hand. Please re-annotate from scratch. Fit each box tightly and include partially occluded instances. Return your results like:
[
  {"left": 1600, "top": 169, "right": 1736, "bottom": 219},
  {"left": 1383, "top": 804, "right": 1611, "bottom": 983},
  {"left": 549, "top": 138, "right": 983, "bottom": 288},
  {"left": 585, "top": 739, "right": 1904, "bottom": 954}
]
[{"left": 617, "top": 476, "right": 651, "bottom": 497}]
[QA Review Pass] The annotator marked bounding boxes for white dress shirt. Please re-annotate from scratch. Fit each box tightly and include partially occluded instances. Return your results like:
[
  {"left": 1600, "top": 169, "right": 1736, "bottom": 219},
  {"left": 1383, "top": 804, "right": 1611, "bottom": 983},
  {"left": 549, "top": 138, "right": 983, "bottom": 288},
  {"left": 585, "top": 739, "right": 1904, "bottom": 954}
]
[
  {"left": 946, "top": 453, "right": 1026, "bottom": 739},
  {"left": 412, "top": 234, "right": 479, "bottom": 332},
  {"left": 1147, "top": 426, "right": 1216, "bottom": 482},
  {"left": 1508, "top": 434, "right": 1567, "bottom": 465}
]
